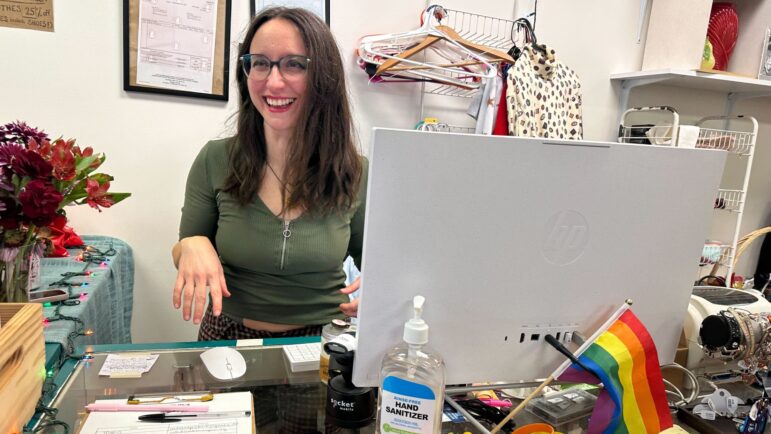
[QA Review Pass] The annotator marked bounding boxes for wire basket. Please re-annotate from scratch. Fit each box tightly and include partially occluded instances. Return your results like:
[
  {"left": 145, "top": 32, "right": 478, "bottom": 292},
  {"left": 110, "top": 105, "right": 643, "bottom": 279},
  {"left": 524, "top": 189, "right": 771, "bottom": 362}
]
[
  {"left": 714, "top": 189, "right": 744, "bottom": 212},
  {"left": 701, "top": 242, "right": 733, "bottom": 268},
  {"left": 694, "top": 122, "right": 755, "bottom": 155},
  {"left": 440, "top": 8, "right": 517, "bottom": 51},
  {"left": 618, "top": 106, "right": 679, "bottom": 146}
]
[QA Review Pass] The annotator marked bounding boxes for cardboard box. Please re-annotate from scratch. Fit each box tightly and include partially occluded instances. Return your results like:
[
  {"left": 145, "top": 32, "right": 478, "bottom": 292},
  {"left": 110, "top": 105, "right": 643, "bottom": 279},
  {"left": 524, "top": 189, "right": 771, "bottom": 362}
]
[
  {"left": 642, "top": 0, "right": 712, "bottom": 71},
  {"left": 0, "top": 304, "right": 45, "bottom": 434}
]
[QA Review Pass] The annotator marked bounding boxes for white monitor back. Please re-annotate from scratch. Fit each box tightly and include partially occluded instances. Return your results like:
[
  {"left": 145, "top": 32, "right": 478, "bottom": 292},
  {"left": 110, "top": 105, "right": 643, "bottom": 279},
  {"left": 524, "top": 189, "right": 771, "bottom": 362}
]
[{"left": 352, "top": 129, "right": 727, "bottom": 387}]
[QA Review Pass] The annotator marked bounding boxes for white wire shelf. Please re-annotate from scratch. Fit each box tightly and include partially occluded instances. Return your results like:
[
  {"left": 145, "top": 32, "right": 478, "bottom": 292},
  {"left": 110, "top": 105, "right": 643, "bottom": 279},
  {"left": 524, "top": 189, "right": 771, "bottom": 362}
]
[
  {"left": 423, "top": 81, "right": 479, "bottom": 98},
  {"left": 617, "top": 106, "right": 679, "bottom": 146},
  {"left": 420, "top": 7, "right": 516, "bottom": 99},
  {"left": 415, "top": 123, "right": 475, "bottom": 134},
  {"left": 446, "top": 125, "right": 475, "bottom": 134},
  {"left": 699, "top": 243, "right": 733, "bottom": 268},
  {"left": 442, "top": 8, "right": 517, "bottom": 51},
  {"left": 714, "top": 189, "right": 744, "bottom": 212},
  {"left": 695, "top": 127, "right": 755, "bottom": 155}
]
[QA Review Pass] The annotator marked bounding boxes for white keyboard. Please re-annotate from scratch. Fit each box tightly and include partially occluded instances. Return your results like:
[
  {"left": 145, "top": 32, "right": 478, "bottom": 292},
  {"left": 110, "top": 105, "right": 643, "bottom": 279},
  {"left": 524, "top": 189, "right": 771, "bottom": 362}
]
[{"left": 283, "top": 342, "right": 321, "bottom": 372}]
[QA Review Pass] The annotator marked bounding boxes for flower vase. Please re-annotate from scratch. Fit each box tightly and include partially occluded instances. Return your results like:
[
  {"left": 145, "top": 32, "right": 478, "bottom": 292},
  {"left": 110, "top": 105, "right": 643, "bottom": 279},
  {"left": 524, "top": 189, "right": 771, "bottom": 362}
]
[{"left": 0, "top": 241, "right": 43, "bottom": 303}]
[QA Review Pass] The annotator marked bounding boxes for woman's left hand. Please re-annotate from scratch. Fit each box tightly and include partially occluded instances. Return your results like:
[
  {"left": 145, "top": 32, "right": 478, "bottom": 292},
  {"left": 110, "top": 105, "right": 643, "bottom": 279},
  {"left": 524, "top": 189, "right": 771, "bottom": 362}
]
[{"left": 339, "top": 277, "right": 360, "bottom": 317}]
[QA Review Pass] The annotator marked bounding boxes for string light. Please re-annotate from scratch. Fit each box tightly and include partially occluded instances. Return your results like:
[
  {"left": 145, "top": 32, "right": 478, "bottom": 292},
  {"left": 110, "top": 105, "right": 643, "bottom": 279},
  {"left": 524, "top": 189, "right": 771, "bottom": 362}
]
[{"left": 33, "top": 243, "right": 119, "bottom": 434}]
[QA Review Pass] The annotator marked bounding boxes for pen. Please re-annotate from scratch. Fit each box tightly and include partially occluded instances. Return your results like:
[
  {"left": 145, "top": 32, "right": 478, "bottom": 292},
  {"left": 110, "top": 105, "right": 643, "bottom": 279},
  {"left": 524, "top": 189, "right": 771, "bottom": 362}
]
[{"left": 139, "top": 411, "right": 252, "bottom": 422}]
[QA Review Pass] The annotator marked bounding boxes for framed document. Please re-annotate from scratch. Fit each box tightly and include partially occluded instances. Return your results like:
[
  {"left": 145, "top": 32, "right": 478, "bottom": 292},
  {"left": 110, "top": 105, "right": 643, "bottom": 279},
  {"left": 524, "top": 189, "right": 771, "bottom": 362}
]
[
  {"left": 758, "top": 28, "right": 771, "bottom": 81},
  {"left": 250, "top": 0, "right": 329, "bottom": 25},
  {"left": 123, "top": 0, "right": 231, "bottom": 101}
]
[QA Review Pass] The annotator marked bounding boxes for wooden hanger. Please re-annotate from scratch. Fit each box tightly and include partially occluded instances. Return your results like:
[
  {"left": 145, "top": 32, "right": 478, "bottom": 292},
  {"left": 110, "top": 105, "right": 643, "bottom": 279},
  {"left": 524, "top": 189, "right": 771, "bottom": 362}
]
[{"left": 375, "top": 25, "right": 513, "bottom": 76}]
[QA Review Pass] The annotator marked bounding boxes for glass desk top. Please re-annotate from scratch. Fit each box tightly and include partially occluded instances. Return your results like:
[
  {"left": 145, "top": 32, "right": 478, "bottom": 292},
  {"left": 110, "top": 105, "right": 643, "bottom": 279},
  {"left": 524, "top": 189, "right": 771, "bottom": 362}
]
[{"left": 31, "top": 339, "right": 577, "bottom": 434}]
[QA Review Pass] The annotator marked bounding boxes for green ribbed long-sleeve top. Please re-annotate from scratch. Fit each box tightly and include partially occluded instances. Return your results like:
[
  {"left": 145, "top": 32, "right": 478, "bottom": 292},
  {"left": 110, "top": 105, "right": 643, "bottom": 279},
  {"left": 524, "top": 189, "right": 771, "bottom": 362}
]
[{"left": 179, "top": 138, "right": 368, "bottom": 325}]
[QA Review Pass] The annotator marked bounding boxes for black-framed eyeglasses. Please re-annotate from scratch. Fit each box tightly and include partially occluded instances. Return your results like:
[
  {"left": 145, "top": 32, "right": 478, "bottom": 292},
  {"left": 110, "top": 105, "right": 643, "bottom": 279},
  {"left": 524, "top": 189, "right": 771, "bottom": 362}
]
[{"left": 240, "top": 54, "right": 310, "bottom": 81}]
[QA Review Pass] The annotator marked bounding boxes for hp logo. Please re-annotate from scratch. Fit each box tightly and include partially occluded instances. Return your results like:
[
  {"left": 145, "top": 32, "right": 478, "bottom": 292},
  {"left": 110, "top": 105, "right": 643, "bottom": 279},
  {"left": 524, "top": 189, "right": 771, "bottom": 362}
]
[{"left": 542, "top": 211, "right": 589, "bottom": 265}]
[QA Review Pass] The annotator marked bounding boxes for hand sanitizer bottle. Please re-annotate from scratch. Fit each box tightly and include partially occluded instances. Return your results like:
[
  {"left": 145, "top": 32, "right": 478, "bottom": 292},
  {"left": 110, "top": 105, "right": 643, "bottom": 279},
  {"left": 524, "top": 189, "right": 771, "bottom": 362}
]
[{"left": 376, "top": 295, "right": 445, "bottom": 433}]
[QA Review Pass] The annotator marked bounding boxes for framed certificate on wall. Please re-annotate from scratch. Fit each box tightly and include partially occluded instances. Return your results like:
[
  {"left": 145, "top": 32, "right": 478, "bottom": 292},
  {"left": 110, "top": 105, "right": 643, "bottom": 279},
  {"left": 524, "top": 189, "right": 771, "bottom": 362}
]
[
  {"left": 250, "top": 0, "right": 329, "bottom": 25},
  {"left": 123, "top": 0, "right": 232, "bottom": 101},
  {"left": 758, "top": 28, "right": 771, "bottom": 81}
]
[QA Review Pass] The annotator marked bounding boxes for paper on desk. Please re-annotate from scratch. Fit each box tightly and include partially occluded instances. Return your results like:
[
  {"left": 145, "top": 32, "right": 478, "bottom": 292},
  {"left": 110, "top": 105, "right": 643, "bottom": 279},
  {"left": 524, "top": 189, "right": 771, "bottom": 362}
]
[
  {"left": 80, "top": 391, "right": 254, "bottom": 434},
  {"left": 98, "top": 353, "right": 159, "bottom": 377}
]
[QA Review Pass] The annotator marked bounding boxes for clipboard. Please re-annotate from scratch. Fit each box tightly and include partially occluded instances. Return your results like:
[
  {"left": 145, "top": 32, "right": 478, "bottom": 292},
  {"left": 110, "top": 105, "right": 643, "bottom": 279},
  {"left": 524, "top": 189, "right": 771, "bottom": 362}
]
[{"left": 79, "top": 391, "right": 255, "bottom": 434}]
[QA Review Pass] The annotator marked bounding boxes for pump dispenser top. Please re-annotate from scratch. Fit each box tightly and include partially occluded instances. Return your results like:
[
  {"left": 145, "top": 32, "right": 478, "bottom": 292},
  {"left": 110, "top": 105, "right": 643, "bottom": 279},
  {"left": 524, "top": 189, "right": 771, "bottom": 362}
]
[
  {"left": 403, "top": 295, "right": 429, "bottom": 345},
  {"left": 377, "top": 294, "right": 446, "bottom": 434}
]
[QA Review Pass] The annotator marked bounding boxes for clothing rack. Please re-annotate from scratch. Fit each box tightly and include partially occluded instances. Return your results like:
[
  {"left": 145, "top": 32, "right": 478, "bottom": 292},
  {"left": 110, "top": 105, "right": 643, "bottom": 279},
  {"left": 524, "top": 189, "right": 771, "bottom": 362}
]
[{"left": 421, "top": 7, "right": 518, "bottom": 99}]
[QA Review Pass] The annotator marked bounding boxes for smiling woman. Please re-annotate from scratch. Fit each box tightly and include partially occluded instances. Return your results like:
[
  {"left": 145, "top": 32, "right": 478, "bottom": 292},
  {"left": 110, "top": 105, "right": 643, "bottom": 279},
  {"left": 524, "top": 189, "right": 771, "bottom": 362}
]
[
  {"left": 171, "top": 7, "right": 365, "bottom": 347},
  {"left": 171, "top": 9, "right": 365, "bottom": 429},
  {"left": 172, "top": 8, "right": 367, "bottom": 432}
]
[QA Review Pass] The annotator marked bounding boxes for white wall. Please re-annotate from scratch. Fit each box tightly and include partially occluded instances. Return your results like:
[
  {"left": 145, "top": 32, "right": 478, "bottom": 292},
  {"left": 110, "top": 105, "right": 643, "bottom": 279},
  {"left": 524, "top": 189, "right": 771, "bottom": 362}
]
[{"left": 1, "top": 1, "right": 769, "bottom": 343}]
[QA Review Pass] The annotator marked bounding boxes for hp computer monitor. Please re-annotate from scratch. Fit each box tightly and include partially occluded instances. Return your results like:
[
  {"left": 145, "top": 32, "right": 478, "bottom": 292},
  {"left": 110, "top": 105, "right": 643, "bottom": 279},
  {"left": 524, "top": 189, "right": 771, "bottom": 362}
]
[{"left": 352, "top": 129, "right": 726, "bottom": 387}]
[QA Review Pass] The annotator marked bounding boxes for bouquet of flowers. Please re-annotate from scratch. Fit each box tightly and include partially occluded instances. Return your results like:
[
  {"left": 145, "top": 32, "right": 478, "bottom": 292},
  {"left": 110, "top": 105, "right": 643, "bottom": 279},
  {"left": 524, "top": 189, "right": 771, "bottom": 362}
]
[{"left": 0, "top": 121, "right": 130, "bottom": 301}]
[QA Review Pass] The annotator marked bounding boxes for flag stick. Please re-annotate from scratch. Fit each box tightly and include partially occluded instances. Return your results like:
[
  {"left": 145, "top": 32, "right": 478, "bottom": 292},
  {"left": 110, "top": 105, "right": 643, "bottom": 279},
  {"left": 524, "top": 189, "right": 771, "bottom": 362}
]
[
  {"left": 491, "top": 300, "right": 633, "bottom": 433},
  {"left": 489, "top": 376, "right": 554, "bottom": 434}
]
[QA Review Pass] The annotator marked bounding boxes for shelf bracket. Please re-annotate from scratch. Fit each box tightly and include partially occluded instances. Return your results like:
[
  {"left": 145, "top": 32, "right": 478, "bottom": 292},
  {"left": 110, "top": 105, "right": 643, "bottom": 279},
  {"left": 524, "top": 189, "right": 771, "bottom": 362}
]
[
  {"left": 617, "top": 77, "right": 669, "bottom": 125},
  {"left": 725, "top": 90, "right": 771, "bottom": 116},
  {"left": 724, "top": 93, "right": 736, "bottom": 118}
]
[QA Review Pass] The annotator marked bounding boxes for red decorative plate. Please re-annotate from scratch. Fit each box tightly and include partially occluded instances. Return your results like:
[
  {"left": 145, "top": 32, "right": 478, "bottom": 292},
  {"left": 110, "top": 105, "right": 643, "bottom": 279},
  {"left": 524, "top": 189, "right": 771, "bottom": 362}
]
[{"left": 707, "top": 3, "right": 738, "bottom": 71}]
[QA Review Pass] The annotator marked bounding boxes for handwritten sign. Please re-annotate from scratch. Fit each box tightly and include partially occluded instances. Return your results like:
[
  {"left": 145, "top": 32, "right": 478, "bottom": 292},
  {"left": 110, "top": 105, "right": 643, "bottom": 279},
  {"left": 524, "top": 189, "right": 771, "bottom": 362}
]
[{"left": 0, "top": 0, "right": 54, "bottom": 32}]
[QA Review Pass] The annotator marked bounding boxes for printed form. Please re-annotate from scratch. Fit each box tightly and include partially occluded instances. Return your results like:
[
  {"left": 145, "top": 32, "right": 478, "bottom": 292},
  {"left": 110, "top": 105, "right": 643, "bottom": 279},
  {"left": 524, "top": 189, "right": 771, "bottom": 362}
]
[
  {"left": 136, "top": 0, "right": 218, "bottom": 93},
  {"left": 79, "top": 391, "right": 253, "bottom": 434}
]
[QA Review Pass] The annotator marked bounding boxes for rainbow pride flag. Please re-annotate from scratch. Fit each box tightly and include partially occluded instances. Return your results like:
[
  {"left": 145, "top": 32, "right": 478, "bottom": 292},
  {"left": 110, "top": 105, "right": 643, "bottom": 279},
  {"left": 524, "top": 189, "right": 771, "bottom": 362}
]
[{"left": 555, "top": 308, "right": 673, "bottom": 434}]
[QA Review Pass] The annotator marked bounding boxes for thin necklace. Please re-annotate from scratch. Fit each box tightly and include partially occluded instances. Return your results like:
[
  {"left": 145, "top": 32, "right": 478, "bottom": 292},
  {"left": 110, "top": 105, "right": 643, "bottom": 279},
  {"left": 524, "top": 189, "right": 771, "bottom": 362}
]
[
  {"left": 265, "top": 161, "right": 284, "bottom": 185},
  {"left": 265, "top": 161, "right": 291, "bottom": 218}
]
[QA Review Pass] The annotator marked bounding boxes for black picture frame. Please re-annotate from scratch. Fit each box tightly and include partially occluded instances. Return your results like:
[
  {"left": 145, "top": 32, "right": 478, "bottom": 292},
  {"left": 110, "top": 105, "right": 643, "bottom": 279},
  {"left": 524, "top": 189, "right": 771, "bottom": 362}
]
[
  {"left": 122, "top": 0, "right": 231, "bottom": 101},
  {"left": 250, "top": 0, "right": 330, "bottom": 25}
]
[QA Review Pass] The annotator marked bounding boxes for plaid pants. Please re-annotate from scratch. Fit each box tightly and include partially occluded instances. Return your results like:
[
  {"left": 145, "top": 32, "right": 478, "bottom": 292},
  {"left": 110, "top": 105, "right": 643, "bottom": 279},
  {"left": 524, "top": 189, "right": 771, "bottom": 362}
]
[{"left": 198, "top": 304, "right": 328, "bottom": 433}]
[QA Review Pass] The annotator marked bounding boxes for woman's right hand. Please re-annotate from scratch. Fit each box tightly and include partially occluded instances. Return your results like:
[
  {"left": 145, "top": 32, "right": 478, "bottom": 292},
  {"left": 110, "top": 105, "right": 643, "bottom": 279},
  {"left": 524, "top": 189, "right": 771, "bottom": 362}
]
[{"left": 172, "top": 236, "right": 230, "bottom": 324}]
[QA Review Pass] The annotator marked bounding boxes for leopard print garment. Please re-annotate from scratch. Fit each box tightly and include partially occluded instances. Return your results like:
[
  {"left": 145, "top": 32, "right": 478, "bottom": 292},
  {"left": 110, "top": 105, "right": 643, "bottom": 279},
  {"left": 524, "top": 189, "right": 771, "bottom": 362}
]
[{"left": 506, "top": 44, "right": 583, "bottom": 139}]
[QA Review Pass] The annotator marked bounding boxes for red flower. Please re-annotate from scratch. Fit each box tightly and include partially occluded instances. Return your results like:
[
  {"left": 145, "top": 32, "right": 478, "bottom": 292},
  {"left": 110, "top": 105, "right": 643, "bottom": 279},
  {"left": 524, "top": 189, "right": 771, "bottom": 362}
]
[
  {"left": 0, "top": 121, "right": 49, "bottom": 147},
  {"left": 0, "top": 143, "right": 53, "bottom": 180},
  {"left": 28, "top": 138, "right": 52, "bottom": 159},
  {"left": 73, "top": 145, "right": 101, "bottom": 170},
  {"left": 85, "top": 178, "right": 114, "bottom": 211},
  {"left": 73, "top": 145, "right": 93, "bottom": 158},
  {"left": 18, "top": 179, "right": 63, "bottom": 226},
  {"left": 0, "top": 197, "right": 20, "bottom": 229},
  {"left": 51, "top": 139, "right": 76, "bottom": 181}
]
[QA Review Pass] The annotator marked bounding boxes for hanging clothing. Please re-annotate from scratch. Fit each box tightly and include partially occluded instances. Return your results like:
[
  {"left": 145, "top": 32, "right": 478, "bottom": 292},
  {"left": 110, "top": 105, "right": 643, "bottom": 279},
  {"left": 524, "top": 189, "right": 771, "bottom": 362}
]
[
  {"left": 506, "top": 45, "right": 583, "bottom": 139},
  {"left": 493, "top": 64, "right": 511, "bottom": 136},
  {"left": 474, "top": 73, "right": 502, "bottom": 135}
]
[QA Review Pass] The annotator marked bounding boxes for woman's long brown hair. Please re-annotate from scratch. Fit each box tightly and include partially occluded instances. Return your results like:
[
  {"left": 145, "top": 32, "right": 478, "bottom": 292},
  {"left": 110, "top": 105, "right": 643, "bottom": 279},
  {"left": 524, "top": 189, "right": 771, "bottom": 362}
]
[{"left": 224, "top": 7, "right": 361, "bottom": 214}]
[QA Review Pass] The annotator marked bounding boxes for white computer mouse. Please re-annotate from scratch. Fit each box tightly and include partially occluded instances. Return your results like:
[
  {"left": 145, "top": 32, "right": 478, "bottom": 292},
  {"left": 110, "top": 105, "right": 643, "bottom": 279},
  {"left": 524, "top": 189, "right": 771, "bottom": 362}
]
[{"left": 200, "top": 346, "right": 247, "bottom": 380}]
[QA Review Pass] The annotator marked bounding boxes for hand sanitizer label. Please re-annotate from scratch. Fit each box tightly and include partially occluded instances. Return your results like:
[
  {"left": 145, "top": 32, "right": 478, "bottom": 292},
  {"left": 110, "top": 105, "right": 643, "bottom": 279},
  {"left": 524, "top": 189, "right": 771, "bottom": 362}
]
[{"left": 380, "top": 376, "right": 436, "bottom": 434}]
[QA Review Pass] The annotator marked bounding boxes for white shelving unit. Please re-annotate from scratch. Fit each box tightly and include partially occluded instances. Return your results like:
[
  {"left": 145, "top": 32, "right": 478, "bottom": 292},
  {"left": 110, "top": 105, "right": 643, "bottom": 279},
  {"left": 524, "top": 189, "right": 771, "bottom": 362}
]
[
  {"left": 611, "top": 69, "right": 767, "bottom": 286},
  {"left": 611, "top": 69, "right": 771, "bottom": 124}
]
